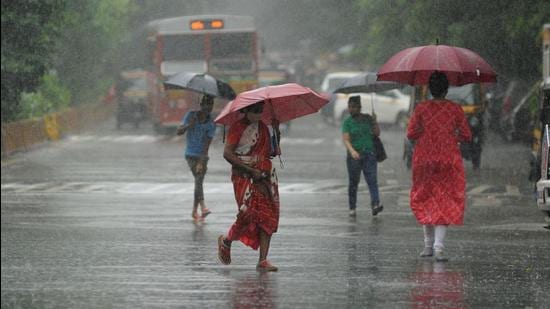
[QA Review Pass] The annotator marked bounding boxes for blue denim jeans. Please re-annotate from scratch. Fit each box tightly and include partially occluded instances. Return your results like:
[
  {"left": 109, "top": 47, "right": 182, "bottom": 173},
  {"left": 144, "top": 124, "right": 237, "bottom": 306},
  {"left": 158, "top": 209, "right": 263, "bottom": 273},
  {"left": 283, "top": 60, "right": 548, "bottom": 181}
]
[{"left": 346, "top": 150, "right": 380, "bottom": 210}]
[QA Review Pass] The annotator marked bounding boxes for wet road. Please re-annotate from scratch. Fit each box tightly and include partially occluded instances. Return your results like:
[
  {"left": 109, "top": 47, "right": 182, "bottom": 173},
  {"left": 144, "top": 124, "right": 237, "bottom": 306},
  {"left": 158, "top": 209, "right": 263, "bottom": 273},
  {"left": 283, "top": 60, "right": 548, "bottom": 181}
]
[{"left": 1, "top": 114, "right": 549, "bottom": 308}]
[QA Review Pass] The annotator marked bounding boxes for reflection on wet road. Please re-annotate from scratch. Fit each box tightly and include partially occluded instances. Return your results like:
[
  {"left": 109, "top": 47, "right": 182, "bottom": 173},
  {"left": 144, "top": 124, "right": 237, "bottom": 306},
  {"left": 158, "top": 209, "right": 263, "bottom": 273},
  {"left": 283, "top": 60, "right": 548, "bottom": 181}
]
[{"left": 2, "top": 116, "right": 549, "bottom": 308}]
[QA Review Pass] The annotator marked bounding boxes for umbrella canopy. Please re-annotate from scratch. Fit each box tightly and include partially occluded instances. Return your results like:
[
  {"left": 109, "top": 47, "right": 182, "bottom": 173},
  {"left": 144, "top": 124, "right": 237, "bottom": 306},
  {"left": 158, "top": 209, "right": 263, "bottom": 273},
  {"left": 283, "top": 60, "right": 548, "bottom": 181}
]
[
  {"left": 377, "top": 44, "right": 497, "bottom": 86},
  {"left": 163, "top": 72, "right": 236, "bottom": 100},
  {"left": 333, "top": 72, "right": 404, "bottom": 94},
  {"left": 214, "top": 83, "right": 329, "bottom": 126}
]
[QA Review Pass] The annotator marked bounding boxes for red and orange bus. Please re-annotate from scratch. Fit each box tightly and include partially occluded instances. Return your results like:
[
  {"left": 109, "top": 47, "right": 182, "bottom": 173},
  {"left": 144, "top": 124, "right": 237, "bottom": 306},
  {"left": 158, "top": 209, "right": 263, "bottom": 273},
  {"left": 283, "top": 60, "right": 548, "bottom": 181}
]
[{"left": 145, "top": 15, "right": 260, "bottom": 133}]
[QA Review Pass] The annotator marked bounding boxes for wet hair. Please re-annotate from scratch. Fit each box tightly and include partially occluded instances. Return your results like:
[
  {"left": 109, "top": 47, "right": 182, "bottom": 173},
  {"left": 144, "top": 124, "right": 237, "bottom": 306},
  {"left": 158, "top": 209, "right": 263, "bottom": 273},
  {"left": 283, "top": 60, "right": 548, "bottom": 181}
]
[
  {"left": 348, "top": 95, "right": 361, "bottom": 106},
  {"left": 240, "top": 101, "right": 265, "bottom": 113},
  {"left": 429, "top": 71, "right": 449, "bottom": 98},
  {"left": 200, "top": 95, "right": 214, "bottom": 105}
]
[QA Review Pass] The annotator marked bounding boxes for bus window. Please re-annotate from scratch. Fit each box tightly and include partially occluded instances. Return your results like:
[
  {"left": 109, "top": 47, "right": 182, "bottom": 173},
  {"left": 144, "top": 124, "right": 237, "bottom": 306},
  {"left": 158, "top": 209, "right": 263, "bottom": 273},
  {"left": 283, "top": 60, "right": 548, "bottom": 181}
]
[
  {"left": 163, "top": 35, "right": 205, "bottom": 61},
  {"left": 211, "top": 33, "right": 253, "bottom": 57}
]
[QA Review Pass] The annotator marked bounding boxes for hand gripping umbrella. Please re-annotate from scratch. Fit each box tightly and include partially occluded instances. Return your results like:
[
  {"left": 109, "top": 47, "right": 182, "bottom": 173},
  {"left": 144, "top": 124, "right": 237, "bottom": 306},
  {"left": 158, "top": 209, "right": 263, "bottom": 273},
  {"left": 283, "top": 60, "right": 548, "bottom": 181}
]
[
  {"left": 377, "top": 44, "right": 497, "bottom": 86},
  {"left": 163, "top": 72, "right": 236, "bottom": 100}
]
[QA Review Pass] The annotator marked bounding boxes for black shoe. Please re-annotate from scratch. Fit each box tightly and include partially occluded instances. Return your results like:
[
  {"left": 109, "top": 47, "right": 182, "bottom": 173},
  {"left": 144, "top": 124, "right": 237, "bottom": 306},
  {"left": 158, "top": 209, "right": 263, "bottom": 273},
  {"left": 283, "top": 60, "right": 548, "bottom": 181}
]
[
  {"left": 372, "top": 204, "right": 384, "bottom": 216},
  {"left": 435, "top": 250, "right": 449, "bottom": 262}
]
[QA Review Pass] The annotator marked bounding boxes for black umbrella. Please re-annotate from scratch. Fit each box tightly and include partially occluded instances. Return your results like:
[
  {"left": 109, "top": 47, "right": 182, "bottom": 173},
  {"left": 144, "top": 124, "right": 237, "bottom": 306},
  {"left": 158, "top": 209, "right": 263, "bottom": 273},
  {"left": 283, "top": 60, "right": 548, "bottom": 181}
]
[
  {"left": 163, "top": 72, "right": 236, "bottom": 100},
  {"left": 333, "top": 72, "right": 403, "bottom": 94}
]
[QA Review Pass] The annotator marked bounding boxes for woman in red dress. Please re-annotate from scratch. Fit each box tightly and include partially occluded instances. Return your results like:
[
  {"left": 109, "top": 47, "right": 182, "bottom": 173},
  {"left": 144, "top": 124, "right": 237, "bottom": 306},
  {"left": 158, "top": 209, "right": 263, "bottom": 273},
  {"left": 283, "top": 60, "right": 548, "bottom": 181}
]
[
  {"left": 217, "top": 101, "right": 280, "bottom": 272},
  {"left": 406, "top": 72, "right": 472, "bottom": 262}
]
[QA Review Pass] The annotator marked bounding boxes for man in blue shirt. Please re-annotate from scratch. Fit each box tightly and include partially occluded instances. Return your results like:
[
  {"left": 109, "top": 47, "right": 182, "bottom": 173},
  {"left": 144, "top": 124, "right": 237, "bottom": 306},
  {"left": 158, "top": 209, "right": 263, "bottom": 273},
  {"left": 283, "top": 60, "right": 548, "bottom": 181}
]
[{"left": 177, "top": 95, "right": 216, "bottom": 220}]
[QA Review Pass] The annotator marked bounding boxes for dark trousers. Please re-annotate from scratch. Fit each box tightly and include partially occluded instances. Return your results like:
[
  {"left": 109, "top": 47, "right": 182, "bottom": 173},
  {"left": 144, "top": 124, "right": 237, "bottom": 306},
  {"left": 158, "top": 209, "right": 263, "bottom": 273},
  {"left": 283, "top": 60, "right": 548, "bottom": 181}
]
[
  {"left": 186, "top": 156, "right": 208, "bottom": 204},
  {"left": 346, "top": 151, "right": 380, "bottom": 210}
]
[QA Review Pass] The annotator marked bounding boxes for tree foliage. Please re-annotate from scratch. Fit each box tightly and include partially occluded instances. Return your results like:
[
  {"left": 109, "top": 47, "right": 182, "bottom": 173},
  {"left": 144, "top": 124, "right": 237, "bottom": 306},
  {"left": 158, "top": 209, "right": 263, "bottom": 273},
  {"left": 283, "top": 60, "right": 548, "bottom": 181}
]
[
  {"left": 355, "top": 0, "right": 550, "bottom": 83},
  {"left": 1, "top": 0, "right": 66, "bottom": 121},
  {"left": 19, "top": 71, "right": 71, "bottom": 119},
  {"left": 52, "top": 0, "right": 133, "bottom": 105},
  {"left": 2, "top": 0, "right": 548, "bottom": 122}
]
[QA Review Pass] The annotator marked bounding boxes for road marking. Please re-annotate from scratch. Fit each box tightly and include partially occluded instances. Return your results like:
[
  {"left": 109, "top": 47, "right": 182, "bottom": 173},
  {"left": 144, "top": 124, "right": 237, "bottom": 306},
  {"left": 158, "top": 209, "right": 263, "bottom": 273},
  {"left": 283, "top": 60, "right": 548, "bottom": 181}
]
[
  {"left": 505, "top": 185, "right": 521, "bottom": 197},
  {"left": 467, "top": 184, "right": 493, "bottom": 195},
  {"left": 1, "top": 181, "right": 525, "bottom": 199},
  {"left": 280, "top": 138, "right": 324, "bottom": 145},
  {"left": 63, "top": 135, "right": 327, "bottom": 145}
]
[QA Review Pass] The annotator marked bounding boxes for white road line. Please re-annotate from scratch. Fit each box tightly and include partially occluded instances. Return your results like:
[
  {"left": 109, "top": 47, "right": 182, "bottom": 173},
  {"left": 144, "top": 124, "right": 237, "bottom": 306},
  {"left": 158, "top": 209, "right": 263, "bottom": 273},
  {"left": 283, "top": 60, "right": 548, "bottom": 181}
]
[
  {"left": 43, "top": 182, "right": 87, "bottom": 192},
  {"left": 1, "top": 183, "right": 21, "bottom": 189},
  {"left": 1, "top": 181, "right": 524, "bottom": 198},
  {"left": 64, "top": 135, "right": 330, "bottom": 145},
  {"left": 13, "top": 183, "right": 51, "bottom": 192},
  {"left": 280, "top": 138, "right": 325, "bottom": 145},
  {"left": 505, "top": 185, "right": 521, "bottom": 197},
  {"left": 467, "top": 185, "right": 493, "bottom": 195}
]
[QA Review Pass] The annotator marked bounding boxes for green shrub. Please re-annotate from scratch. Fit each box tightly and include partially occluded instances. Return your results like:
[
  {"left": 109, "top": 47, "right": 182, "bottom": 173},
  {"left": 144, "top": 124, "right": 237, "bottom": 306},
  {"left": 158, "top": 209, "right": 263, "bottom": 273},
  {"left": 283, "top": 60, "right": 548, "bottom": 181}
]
[{"left": 19, "top": 71, "right": 71, "bottom": 119}]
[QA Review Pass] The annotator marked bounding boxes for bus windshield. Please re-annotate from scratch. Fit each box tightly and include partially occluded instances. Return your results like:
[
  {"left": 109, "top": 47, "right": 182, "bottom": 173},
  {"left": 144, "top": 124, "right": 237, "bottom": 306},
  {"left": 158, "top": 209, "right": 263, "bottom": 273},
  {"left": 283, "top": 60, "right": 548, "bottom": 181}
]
[
  {"left": 163, "top": 35, "right": 205, "bottom": 61},
  {"left": 211, "top": 33, "right": 253, "bottom": 57}
]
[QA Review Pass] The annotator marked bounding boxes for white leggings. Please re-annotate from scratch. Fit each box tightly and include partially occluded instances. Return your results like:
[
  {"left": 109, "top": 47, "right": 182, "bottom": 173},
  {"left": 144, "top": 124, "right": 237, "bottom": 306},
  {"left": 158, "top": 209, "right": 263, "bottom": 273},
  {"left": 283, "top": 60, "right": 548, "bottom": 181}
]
[{"left": 423, "top": 225, "right": 448, "bottom": 251}]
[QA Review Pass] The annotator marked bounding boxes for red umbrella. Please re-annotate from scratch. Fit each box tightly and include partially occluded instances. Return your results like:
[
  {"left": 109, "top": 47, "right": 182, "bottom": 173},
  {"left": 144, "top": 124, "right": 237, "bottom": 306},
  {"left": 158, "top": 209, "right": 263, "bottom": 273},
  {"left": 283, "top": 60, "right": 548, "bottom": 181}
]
[
  {"left": 377, "top": 44, "right": 497, "bottom": 86},
  {"left": 214, "top": 83, "right": 329, "bottom": 126}
]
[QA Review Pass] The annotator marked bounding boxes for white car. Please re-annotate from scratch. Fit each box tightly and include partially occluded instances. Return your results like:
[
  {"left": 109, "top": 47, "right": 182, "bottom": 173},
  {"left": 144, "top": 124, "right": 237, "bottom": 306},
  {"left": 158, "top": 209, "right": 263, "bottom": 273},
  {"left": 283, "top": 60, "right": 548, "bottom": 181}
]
[
  {"left": 333, "top": 89, "right": 410, "bottom": 127},
  {"left": 320, "top": 72, "right": 363, "bottom": 93},
  {"left": 319, "top": 72, "right": 363, "bottom": 124}
]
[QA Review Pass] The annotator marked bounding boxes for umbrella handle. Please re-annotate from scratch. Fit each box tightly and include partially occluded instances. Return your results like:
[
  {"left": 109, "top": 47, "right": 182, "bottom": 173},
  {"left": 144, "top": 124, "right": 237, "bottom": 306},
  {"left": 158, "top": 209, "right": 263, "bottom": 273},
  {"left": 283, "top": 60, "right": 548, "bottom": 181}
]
[{"left": 371, "top": 93, "right": 376, "bottom": 117}]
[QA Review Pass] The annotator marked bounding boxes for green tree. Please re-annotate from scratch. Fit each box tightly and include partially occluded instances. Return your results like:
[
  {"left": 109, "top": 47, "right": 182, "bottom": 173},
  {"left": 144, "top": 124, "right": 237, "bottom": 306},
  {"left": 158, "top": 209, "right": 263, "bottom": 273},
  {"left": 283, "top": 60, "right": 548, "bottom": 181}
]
[
  {"left": 52, "top": 0, "right": 133, "bottom": 105},
  {"left": 1, "top": 0, "right": 66, "bottom": 122},
  {"left": 19, "top": 71, "right": 71, "bottom": 119},
  {"left": 356, "top": 0, "right": 550, "bottom": 84}
]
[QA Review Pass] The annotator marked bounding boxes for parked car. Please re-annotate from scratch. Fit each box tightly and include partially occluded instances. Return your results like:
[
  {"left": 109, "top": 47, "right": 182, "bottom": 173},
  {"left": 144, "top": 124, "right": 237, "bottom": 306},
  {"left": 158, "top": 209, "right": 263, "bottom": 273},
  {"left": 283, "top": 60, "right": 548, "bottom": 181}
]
[
  {"left": 486, "top": 80, "right": 529, "bottom": 136},
  {"left": 318, "top": 71, "right": 363, "bottom": 124},
  {"left": 499, "top": 81, "right": 539, "bottom": 143},
  {"left": 532, "top": 77, "right": 550, "bottom": 227},
  {"left": 332, "top": 89, "right": 410, "bottom": 127}
]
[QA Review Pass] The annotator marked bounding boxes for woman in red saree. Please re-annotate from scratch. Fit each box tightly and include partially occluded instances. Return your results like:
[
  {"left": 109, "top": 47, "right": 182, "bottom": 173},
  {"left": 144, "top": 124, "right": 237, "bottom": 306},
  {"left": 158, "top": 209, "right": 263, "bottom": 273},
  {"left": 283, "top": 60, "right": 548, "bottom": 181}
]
[
  {"left": 218, "top": 101, "right": 280, "bottom": 272},
  {"left": 406, "top": 72, "right": 472, "bottom": 262}
]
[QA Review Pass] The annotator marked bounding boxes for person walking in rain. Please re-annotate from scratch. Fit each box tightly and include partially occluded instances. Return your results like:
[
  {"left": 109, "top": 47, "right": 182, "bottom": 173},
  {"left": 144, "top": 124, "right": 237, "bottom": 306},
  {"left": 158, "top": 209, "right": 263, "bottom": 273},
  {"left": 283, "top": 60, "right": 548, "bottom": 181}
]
[
  {"left": 342, "top": 95, "right": 384, "bottom": 217},
  {"left": 176, "top": 95, "right": 216, "bottom": 221},
  {"left": 217, "top": 101, "right": 281, "bottom": 272},
  {"left": 406, "top": 72, "right": 472, "bottom": 262}
]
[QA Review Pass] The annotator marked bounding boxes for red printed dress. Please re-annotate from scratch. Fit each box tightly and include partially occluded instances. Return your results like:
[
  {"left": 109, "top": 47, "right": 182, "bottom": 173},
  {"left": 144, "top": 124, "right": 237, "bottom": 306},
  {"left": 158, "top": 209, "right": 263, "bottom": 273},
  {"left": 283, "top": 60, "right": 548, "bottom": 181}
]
[
  {"left": 225, "top": 119, "right": 280, "bottom": 250},
  {"left": 406, "top": 100, "right": 472, "bottom": 225}
]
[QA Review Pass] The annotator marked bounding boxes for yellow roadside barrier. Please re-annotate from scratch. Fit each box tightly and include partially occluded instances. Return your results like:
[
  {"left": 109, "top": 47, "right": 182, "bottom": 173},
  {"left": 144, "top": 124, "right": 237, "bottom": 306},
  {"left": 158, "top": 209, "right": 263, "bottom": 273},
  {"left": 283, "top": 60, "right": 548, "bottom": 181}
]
[{"left": 44, "top": 114, "right": 60, "bottom": 141}]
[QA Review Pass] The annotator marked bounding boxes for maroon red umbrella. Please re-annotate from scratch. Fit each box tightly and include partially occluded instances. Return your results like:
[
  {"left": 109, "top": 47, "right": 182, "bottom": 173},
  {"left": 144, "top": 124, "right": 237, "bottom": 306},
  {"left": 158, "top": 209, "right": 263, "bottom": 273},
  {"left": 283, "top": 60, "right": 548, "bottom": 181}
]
[
  {"left": 214, "top": 83, "right": 329, "bottom": 126},
  {"left": 377, "top": 44, "right": 497, "bottom": 86}
]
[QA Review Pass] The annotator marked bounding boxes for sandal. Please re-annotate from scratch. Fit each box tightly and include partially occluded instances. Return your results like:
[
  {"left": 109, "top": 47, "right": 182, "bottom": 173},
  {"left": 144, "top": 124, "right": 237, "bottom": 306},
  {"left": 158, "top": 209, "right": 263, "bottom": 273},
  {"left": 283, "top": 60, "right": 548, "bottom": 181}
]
[
  {"left": 201, "top": 208, "right": 212, "bottom": 219},
  {"left": 218, "top": 235, "right": 231, "bottom": 265},
  {"left": 256, "top": 260, "right": 278, "bottom": 272},
  {"left": 191, "top": 212, "right": 200, "bottom": 221}
]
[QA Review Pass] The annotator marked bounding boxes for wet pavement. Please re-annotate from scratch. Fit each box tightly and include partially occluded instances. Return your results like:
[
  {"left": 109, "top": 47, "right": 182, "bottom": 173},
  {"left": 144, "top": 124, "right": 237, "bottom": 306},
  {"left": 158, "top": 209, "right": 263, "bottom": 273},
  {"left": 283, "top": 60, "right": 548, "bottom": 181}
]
[{"left": 1, "top": 114, "right": 549, "bottom": 308}]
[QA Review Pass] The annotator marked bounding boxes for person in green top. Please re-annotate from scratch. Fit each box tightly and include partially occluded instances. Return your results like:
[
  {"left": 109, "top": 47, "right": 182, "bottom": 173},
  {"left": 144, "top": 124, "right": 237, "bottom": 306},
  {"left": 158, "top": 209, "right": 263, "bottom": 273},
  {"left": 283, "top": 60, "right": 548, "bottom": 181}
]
[{"left": 342, "top": 95, "right": 383, "bottom": 217}]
